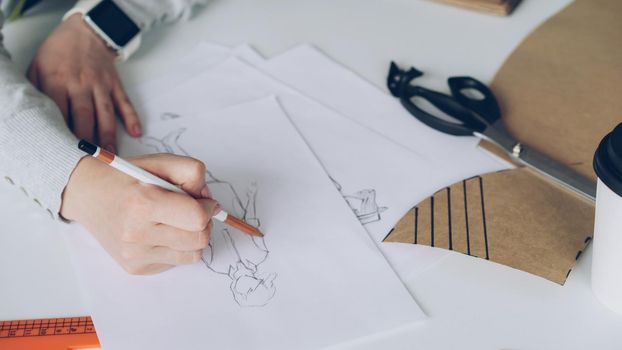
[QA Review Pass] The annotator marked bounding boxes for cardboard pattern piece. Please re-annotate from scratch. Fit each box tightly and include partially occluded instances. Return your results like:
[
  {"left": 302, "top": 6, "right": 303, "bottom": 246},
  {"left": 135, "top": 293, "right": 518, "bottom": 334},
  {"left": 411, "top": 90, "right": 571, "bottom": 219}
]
[
  {"left": 384, "top": 169, "right": 594, "bottom": 285},
  {"left": 490, "top": 0, "right": 622, "bottom": 183},
  {"left": 431, "top": 0, "right": 522, "bottom": 16},
  {"left": 385, "top": 0, "right": 622, "bottom": 284}
]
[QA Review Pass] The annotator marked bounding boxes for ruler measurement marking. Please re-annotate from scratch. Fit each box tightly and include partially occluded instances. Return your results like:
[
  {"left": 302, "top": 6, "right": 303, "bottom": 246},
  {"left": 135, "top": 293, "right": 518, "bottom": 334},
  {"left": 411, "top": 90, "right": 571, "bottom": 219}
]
[{"left": 0, "top": 317, "right": 96, "bottom": 338}]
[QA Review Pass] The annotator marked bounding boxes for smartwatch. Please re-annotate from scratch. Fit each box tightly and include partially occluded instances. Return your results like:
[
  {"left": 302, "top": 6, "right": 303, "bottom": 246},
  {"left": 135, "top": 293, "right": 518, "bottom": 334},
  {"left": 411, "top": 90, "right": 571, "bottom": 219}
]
[{"left": 63, "top": 0, "right": 142, "bottom": 61}]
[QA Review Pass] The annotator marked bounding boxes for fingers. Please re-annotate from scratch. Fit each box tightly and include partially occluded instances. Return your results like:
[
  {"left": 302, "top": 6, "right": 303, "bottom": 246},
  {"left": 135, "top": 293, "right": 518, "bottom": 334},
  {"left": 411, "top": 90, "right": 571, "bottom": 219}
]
[
  {"left": 146, "top": 188, "right": 218, "bottom": 232},
  {"left": 142, "top": 224, "right": 211, "bottom": 251},
  {"left": 120, "top": 243, "right": 203, "bottom": 267},
  {"left": 147, "top": 246, "right": 203, "bottom": 265},
  {"left": 131, "top": 154, "right": 209, "bottom": 198},
  {"left": 112, "top": 82, "right": 142, "bottom": 138},
  {"left": 93, "top": 87, "right": 117, "bottom": 152},
  {"left": 69, "top": 89, "right": 95, "bottom": 141},
  {"left": 118, "top": 217, "right": 212, "bottom": 273},
  {"left": 127, "top": 264, "right": 173, "bottom": 275},
  {"left": 114, "top": 178, "right": 217, "bottom": 275}
]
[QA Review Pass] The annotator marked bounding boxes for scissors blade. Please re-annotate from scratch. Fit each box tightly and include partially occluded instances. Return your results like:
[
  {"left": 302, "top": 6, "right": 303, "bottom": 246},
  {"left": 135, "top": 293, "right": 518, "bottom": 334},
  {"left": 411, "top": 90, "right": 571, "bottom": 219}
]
[
  {"left": 516, "top": 146, "right": 596, "bottom": 202},
  {"left": 480, "top": 123, "right": 596, "bottom": 202}
]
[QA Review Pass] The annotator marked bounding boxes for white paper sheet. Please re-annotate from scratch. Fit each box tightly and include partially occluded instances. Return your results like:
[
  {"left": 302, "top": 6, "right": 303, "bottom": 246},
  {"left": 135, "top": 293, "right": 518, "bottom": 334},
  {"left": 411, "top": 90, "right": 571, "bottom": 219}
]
[
  {"left": 135, "top": 42, "right": 509, "bottom": 189},
  {"left": 143, "top": 43, "right": 508, "bottom": 214},
  {"left": 134, "top": 57, "right": 455, "bottom": 241},
  {"left": 133, "top": 46, "right": 454, "bottom": 278},
  {"left": 131, "top": 43, "right": 508, "bottom": 281},
  {"left": 129, "top": 42, "right": 265, "bottom": 105},
  {"left": 64, "top": 98, "right": 425, "bottom": 350},
  {"left": 258, "top": 45, "right": 507, "bottom": 186}
]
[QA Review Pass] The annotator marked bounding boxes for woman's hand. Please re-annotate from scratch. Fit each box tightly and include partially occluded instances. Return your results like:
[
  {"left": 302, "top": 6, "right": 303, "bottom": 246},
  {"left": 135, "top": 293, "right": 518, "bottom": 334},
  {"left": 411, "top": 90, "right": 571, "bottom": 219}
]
[
  {"left": 61, "top": 154, "right": 217, "bottom": 275},
  {"left": 28, "top": 14, "right": 142, "bottom": 153}
]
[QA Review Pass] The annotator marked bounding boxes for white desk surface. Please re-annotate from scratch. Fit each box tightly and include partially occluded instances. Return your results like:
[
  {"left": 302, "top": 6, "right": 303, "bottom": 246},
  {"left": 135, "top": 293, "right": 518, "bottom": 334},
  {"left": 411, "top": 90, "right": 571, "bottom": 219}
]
[{"left": 2, "top": 0, "right": 621, "bottom": 349}]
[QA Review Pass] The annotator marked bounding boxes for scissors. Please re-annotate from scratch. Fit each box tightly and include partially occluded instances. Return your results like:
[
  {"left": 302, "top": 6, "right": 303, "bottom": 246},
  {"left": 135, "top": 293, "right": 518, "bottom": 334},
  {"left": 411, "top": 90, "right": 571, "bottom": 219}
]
[{"left": 387, "top": 62, "right": 596, "bottom": 202}]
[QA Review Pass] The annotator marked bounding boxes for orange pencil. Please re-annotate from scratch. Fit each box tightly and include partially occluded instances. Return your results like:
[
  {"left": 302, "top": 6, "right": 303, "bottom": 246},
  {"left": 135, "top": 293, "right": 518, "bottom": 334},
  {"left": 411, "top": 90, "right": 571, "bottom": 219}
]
[{"left": 78, "top": 140, "right": 263, "bottom": 237}]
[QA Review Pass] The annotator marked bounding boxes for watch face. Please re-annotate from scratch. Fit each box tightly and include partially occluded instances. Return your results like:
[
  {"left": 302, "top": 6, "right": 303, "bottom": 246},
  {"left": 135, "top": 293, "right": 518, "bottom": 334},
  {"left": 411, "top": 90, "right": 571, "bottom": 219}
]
[{"left": 88, "top": 0, "right": 140, "bottom": 47}]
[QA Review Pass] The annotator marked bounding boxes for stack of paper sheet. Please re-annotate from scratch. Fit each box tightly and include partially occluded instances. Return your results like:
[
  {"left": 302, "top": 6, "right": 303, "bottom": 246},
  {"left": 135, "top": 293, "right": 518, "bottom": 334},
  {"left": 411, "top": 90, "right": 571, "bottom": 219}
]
[
  {"left": 131, "top": 42, "right": 507, "bottom": 277},
  {"left": 62, "top": 42, "right": 507, "bottom": 350}
]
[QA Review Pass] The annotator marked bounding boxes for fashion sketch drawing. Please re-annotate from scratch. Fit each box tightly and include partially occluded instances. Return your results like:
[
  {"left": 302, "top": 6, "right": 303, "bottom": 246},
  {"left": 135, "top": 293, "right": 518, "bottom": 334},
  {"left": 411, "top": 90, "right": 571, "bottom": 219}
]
[
  {"left": 330, "top": 177, "right": 388, "bottom": 225},
  {"left": 140, "top": 124, "right": 277, "bottom": 307}
]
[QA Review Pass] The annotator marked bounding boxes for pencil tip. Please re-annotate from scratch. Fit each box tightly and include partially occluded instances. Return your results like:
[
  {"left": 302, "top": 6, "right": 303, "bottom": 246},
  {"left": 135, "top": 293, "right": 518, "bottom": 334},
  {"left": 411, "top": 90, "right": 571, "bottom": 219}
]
[{"left": 225, "top": 215, "right": 264, "bottom": 237}]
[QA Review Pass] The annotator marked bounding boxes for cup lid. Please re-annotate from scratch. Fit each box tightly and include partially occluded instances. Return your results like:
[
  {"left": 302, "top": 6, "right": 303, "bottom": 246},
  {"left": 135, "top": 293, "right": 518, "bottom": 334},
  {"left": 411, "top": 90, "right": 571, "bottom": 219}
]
[{"left": 594, "top": 123, "right": 622, "bottom": 197}]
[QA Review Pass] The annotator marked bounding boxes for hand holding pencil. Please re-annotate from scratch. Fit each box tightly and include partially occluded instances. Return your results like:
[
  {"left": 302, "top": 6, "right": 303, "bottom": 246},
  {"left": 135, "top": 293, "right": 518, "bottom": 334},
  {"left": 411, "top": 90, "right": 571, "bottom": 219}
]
[
  {"left": 78, "top": 140, "right": 263, "bottom": 237},
  {"left": 60, "top": 141, "right": 260, "bottom": 275}
]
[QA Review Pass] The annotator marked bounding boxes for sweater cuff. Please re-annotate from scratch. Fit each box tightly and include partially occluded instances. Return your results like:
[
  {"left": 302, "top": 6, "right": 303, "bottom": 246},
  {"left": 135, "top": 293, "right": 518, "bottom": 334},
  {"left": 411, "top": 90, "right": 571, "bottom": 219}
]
[
  {"left": 0, "top": 108, "right": 85, "bottom": 220},
  {"left": 113, "top": 0, "right": 209, "bottom": 32}
]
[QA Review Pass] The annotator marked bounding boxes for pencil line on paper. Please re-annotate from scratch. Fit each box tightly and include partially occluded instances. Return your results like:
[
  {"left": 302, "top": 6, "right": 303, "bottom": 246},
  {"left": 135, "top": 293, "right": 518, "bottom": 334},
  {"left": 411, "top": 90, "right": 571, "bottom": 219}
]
[
  {"left": 463, "top": 180, "right": 471, "bottom": 256},
  {"left": 140, "top": 123, "right": 277, "bottom": 307},
  {"left": 414, "top": 207, "right": 419, "bottom": 244},
  {"left": 430, "top": 196, "right": 435, "bottom": 248},
  {"left": 381, "top": 228, "right": 394, "bottom": 242},
  {"left": 447, "top": 187, "right": 453, "bottom": 251},
  {"left": 479, "top": 176, "right": 490, "bottom": 260},
  {"left": 330, "top": 176, "right": 388, "bottom": 225}
]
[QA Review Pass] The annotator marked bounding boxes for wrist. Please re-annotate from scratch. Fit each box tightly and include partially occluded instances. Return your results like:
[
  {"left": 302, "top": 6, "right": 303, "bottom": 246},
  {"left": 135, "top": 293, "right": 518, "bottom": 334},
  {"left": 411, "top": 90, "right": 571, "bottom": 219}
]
[
  {"left": 63, "top": 13, "right": 117, "bottom": 61},
  {"left": 62, "top": 0, "right": 142, "bottom": 62},
  {"left": 60, "top": 156, "right": 104, "bottom": 222}
]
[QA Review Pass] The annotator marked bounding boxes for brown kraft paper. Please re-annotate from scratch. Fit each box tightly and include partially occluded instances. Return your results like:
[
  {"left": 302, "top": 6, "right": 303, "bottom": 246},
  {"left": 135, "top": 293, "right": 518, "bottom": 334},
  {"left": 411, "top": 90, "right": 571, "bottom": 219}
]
[
  {"left": 384, "top": 169, "right": 593, "bottom": 285},
  {"left": 430, "top": 0, "right": 522, "bottom": 16},
  {"left": 384, "top": 0, "right": 621, "bottom": 284}
]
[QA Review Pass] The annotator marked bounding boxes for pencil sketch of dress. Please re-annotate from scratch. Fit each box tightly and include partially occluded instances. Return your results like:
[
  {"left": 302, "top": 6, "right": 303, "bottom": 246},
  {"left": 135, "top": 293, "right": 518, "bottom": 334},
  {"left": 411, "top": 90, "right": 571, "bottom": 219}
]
[
  {"left": 330, "top": 177, "right": 388, "bottom": 225},
  {"left": 140, "top": 125, "right": 277, "bottom": 307}
]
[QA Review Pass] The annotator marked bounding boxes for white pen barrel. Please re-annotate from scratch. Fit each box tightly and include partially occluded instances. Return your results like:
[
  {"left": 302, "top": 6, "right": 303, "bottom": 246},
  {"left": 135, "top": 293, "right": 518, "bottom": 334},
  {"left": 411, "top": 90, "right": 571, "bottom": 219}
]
[{"left": 110, "top": 157, "right": 184, "bottom": 194}]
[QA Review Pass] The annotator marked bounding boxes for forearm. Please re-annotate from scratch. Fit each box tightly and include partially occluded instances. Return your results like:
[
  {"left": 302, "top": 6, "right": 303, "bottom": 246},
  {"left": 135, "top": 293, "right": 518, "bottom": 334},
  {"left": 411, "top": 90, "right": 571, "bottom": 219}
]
[
  {"left": 0, "top": 0, "right": 210, "bottom": 219},
  {"left": 113, "top": 0, "right": 209, "bottom": 32},
  {"left": 0, "top": 13, "right": 83, "bottom": 219}
]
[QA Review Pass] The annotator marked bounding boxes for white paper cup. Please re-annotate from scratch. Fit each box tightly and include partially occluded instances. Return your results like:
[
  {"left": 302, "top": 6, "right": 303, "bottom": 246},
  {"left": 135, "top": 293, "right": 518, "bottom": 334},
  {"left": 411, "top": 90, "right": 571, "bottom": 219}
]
[{"left": 592, "top": 123, "right": 622, "bottom": 314}]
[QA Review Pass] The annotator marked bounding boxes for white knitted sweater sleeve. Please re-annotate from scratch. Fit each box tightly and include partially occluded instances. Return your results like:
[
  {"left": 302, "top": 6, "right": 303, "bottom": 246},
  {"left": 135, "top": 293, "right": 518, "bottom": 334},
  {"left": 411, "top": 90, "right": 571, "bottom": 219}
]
[{"left": 0, "top": 0, "right": 207, "bottom": 219}]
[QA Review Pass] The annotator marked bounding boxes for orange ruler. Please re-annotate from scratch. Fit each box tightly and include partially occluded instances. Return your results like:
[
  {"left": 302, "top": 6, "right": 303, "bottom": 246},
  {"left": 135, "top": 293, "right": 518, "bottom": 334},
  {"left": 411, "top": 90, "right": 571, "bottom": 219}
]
[{"left": 0, "top": 316, "right": 100, "bottom": 350}]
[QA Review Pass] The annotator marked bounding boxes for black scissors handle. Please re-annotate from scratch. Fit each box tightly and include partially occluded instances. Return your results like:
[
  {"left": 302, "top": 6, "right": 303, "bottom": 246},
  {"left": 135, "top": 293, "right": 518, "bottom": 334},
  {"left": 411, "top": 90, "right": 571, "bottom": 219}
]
[
  {"left": 448, "top": 77, "right": 501, "bottom": 124},
  {"left": 388, "top": 62, "right": 502, "bottom": 137},
  {"left": 400, "top": 85, "right": 485, "bottom": 136}
]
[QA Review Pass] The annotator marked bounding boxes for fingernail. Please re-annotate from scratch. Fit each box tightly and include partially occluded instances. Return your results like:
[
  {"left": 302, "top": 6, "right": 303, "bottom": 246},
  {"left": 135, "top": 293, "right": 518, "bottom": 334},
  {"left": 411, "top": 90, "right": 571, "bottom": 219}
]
[
  {"left": 213, "top": 203, "right": 221, "bottom": 216},
  {"left": 201, "top": 185, "right": 213, "bottom": 199},
  {"left": 105, "top": 144, "right": 116, "bottom": 153},
  {"left": 132, "top": 124, "right": 142, "bottom": 137}
]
